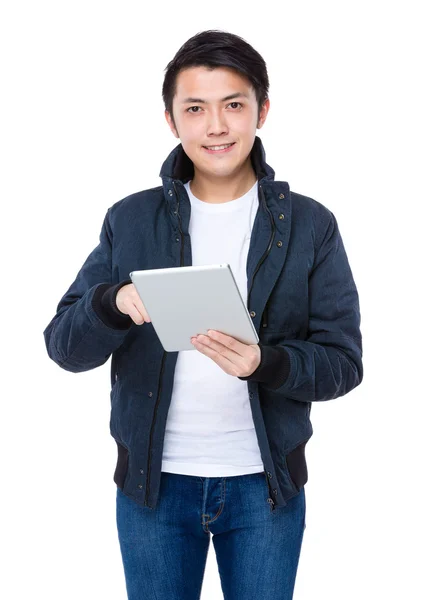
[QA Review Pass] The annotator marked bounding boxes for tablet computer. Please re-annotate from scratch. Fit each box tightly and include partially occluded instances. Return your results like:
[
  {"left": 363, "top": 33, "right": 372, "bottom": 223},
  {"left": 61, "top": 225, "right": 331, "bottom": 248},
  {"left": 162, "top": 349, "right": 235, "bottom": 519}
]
[{"left": 129, "top": 264, "right": 259, "bottom": 352}]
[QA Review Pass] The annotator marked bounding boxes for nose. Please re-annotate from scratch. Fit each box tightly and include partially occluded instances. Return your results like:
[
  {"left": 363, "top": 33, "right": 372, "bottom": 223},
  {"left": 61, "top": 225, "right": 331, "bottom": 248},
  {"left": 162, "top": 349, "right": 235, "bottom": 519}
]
[{"left": 206, "top": 108, "right": 229, "bottom": 138}]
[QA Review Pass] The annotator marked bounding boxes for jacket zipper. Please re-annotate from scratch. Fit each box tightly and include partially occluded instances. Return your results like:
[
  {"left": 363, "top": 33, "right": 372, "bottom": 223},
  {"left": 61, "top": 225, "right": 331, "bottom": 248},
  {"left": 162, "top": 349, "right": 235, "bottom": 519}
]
[
  {"left": 247, "top": 184, "right": 275, "bottom": 328},
  {"left": 247, "top": 183, "right": 275, "bottom": 507}
]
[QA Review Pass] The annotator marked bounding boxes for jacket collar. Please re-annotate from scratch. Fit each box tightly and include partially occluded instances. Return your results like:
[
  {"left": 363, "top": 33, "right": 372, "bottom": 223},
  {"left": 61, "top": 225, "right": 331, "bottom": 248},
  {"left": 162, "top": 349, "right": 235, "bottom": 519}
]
[{"left": 159, "top": 135, "right": 275, "bottom": 185}]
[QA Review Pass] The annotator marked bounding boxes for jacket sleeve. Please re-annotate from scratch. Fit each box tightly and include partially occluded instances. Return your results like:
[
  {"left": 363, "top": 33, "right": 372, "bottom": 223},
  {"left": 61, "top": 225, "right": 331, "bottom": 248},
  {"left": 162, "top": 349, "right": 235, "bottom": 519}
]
[
  {"left": 43, "top": 208, "right": 133, "bottom": 373},
  {"left": 240, "top": 211, "right": 363, "bottom": 402}
]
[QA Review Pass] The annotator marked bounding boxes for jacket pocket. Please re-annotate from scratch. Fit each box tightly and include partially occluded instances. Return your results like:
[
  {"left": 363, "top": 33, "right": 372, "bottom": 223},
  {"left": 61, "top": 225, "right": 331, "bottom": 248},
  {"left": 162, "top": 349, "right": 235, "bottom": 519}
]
[
  {"left": 113, "top": 440, "right": 129, "bottom": 490},
  {"left": 110, "top": 377, "right": 120, "bottom": 407},
  {"left": 261, "top": 301, "right": 270, "bottom": 329},
  {"left": 285, "top": 439, "right": 309, "bottom": 492},
  {"left": 109, "top": 379, "right": 121, "bottom": 438}
]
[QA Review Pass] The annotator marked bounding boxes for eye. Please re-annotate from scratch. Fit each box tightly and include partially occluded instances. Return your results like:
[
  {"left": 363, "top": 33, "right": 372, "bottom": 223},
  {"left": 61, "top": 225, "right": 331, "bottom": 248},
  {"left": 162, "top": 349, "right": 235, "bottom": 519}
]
[{"left": 186, "top": 102, "right": 243, "bottom": 114}]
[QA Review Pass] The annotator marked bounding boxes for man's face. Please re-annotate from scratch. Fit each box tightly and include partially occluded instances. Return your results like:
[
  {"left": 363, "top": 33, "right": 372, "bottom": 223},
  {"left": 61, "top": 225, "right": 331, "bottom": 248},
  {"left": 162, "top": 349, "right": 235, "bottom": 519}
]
[{"left": 165, "top": 66, "right": 269, "bottom": 180}]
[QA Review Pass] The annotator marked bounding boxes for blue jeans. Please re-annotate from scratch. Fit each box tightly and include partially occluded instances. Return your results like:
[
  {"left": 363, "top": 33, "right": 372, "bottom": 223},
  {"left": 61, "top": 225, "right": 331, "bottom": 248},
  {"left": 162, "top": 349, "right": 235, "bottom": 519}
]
[{"left": 116, "top": 471, "right": 306, "bottom": 600}]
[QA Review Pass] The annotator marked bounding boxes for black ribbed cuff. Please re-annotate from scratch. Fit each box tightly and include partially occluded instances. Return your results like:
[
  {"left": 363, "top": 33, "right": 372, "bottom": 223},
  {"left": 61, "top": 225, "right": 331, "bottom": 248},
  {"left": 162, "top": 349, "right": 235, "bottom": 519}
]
[
  {"left": 91, "top": 279, "right": 133, "bottom": 330},
  {"left": 238, "top": 343, "right": 291, "bottom": 390}
]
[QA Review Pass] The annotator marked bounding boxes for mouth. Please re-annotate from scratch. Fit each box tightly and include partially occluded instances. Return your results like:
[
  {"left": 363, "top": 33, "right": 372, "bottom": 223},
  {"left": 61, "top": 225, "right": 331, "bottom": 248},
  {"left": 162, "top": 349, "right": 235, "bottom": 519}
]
[{"left": 202, "top": 142, "right": 236, "bottom": 154}]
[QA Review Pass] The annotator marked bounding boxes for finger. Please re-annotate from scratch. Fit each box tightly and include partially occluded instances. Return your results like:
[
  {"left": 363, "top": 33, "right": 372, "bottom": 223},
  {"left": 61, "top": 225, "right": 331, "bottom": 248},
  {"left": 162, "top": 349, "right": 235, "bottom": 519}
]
[
  {"left": 192, "top": 338, "right": 238, "bottom": 374},
  {"left": 207, "top": 330, "right": 246, "bottom": 355},
  {"left": 131, "top": 287, "right": 151, "bottom": 322},
  {"left": 194, "top": 335, "right": 245, "bottom": 369},
  {"left": 195, "top": 334, "right": 233, "bottom": 358},
  {"left": 134, "top": 300, "right": 151, "bottom": 322},
  {"left": 128, "top": 306, "right": 145, "bottom": 325}
]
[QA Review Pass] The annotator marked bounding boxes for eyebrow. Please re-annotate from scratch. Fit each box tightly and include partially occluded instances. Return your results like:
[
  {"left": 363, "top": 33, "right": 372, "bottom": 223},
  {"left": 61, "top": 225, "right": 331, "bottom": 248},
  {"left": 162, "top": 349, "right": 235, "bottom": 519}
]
[{"left": 181, "top": 92, "right": 249, "bottom": 104}]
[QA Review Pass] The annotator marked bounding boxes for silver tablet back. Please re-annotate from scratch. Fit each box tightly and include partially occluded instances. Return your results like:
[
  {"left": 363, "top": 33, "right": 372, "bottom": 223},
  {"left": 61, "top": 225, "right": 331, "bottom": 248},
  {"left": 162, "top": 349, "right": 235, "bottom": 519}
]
[{"left": 129, "top": 264, "right": 259, "bottom": 352}]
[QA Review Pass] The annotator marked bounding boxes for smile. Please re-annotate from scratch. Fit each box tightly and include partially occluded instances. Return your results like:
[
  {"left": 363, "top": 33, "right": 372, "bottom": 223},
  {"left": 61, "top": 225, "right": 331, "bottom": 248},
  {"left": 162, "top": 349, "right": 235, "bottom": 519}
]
[{"left": 202, "top": 142, "right": 236, "bottom": 154}]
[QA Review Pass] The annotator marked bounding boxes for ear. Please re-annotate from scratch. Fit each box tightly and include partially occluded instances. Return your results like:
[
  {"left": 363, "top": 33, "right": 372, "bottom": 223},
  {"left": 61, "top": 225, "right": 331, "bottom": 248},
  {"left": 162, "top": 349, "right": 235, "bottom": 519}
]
[
  {"left": 257, "top": 98, "right": 270, "bottom": 129},
  {"left": 165, "top": 110, "right": 179, "bottom": 139}
]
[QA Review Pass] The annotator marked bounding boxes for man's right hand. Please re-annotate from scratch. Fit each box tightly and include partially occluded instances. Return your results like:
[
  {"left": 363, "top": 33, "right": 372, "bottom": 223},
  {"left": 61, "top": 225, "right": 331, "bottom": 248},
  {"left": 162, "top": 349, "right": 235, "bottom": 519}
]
[{"left": 116, "top": 284, "right": 151, "bottom": 325}]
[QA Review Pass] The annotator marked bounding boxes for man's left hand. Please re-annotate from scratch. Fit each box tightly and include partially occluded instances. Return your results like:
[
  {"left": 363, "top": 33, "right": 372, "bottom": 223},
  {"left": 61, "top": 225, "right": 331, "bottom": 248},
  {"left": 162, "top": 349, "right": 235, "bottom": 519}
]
[{"left": 190, "top": 330, "right": 261, "bottom": 377}]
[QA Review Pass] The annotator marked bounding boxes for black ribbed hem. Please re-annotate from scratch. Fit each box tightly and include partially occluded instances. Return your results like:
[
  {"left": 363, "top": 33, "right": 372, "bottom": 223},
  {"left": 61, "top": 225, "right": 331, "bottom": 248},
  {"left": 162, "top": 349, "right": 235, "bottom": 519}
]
[
  {"left": 91, "top": 279, "right": 133, "bottom": 330},
  {"left": 238, "top": 343, "right": 291, "bottom": 390}
]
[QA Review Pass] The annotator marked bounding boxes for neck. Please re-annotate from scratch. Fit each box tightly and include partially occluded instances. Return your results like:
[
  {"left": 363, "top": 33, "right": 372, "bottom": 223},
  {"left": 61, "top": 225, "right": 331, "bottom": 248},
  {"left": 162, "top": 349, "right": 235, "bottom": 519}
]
[{"left": 189, "top": 160, "right": 257, "bottom": 204}]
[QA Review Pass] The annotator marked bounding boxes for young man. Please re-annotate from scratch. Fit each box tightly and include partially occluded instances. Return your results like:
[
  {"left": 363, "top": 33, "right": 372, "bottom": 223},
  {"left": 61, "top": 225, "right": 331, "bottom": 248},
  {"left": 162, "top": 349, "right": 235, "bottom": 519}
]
[{"left": 43, "top": 30, "right": 363, "bottom": 600}]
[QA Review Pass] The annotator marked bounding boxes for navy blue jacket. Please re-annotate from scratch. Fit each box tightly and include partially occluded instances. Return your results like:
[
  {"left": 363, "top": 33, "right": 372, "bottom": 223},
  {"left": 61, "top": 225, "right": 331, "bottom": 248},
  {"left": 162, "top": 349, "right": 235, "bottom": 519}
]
[{"left": 43, "top": 136, "right": 363, "bottom": 511}]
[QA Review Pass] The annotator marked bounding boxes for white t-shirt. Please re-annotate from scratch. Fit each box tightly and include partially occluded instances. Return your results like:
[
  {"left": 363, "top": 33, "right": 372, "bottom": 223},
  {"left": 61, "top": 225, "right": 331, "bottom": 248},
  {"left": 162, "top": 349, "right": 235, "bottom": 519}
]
[{"left": 161, "top": 179, "right": 265, "bottom": 476}]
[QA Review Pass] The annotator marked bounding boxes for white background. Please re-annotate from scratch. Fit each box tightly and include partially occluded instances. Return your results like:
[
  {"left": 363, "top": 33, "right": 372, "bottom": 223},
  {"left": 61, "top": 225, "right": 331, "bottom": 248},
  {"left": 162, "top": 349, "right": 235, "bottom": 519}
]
[{"left": 1, "top": 1, "right": 425, "bottom": 598}]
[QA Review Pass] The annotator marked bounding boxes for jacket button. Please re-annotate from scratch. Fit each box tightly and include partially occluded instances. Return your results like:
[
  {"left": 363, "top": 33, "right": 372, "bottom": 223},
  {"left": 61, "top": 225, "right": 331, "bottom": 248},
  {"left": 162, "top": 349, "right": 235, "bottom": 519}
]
[
  {"left": 168, "top": 189, "right": 173, "bottom": 196},
  {"left": 277, "top": 240, "right": 283, "bottom": 247},
  {"left": 250, "top": 311, "right": 256, "bottom": 317},
  {"left": 138, "top": 484, "right": 143, "bottom": 489},
  {"left": 279, "top": 213, "right": 285, "bottom": 220},
  {"left": 279, "top": 193, "right": 285, "bottom": 199},
  {"left": 140, "top": 469, "right": 144, "bottom": 474},
  {"left": 272, "top": 489, "right": 277, "bottom": 495},
  {"left": 148, "top": 392, "right": 153, "bottom": 397},
  {"left": 267, "top": 472, "right": 272, "bottom": 478},
  {"left": 175, "top": 237, "right": 180, "bottom": 242}
]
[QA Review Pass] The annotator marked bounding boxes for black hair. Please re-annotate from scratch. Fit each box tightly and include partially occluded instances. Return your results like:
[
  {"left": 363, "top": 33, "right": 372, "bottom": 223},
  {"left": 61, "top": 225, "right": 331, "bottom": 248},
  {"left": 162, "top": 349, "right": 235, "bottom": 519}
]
[{"left": 162, "top": 30, "right": 269, "bottom": 129}]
